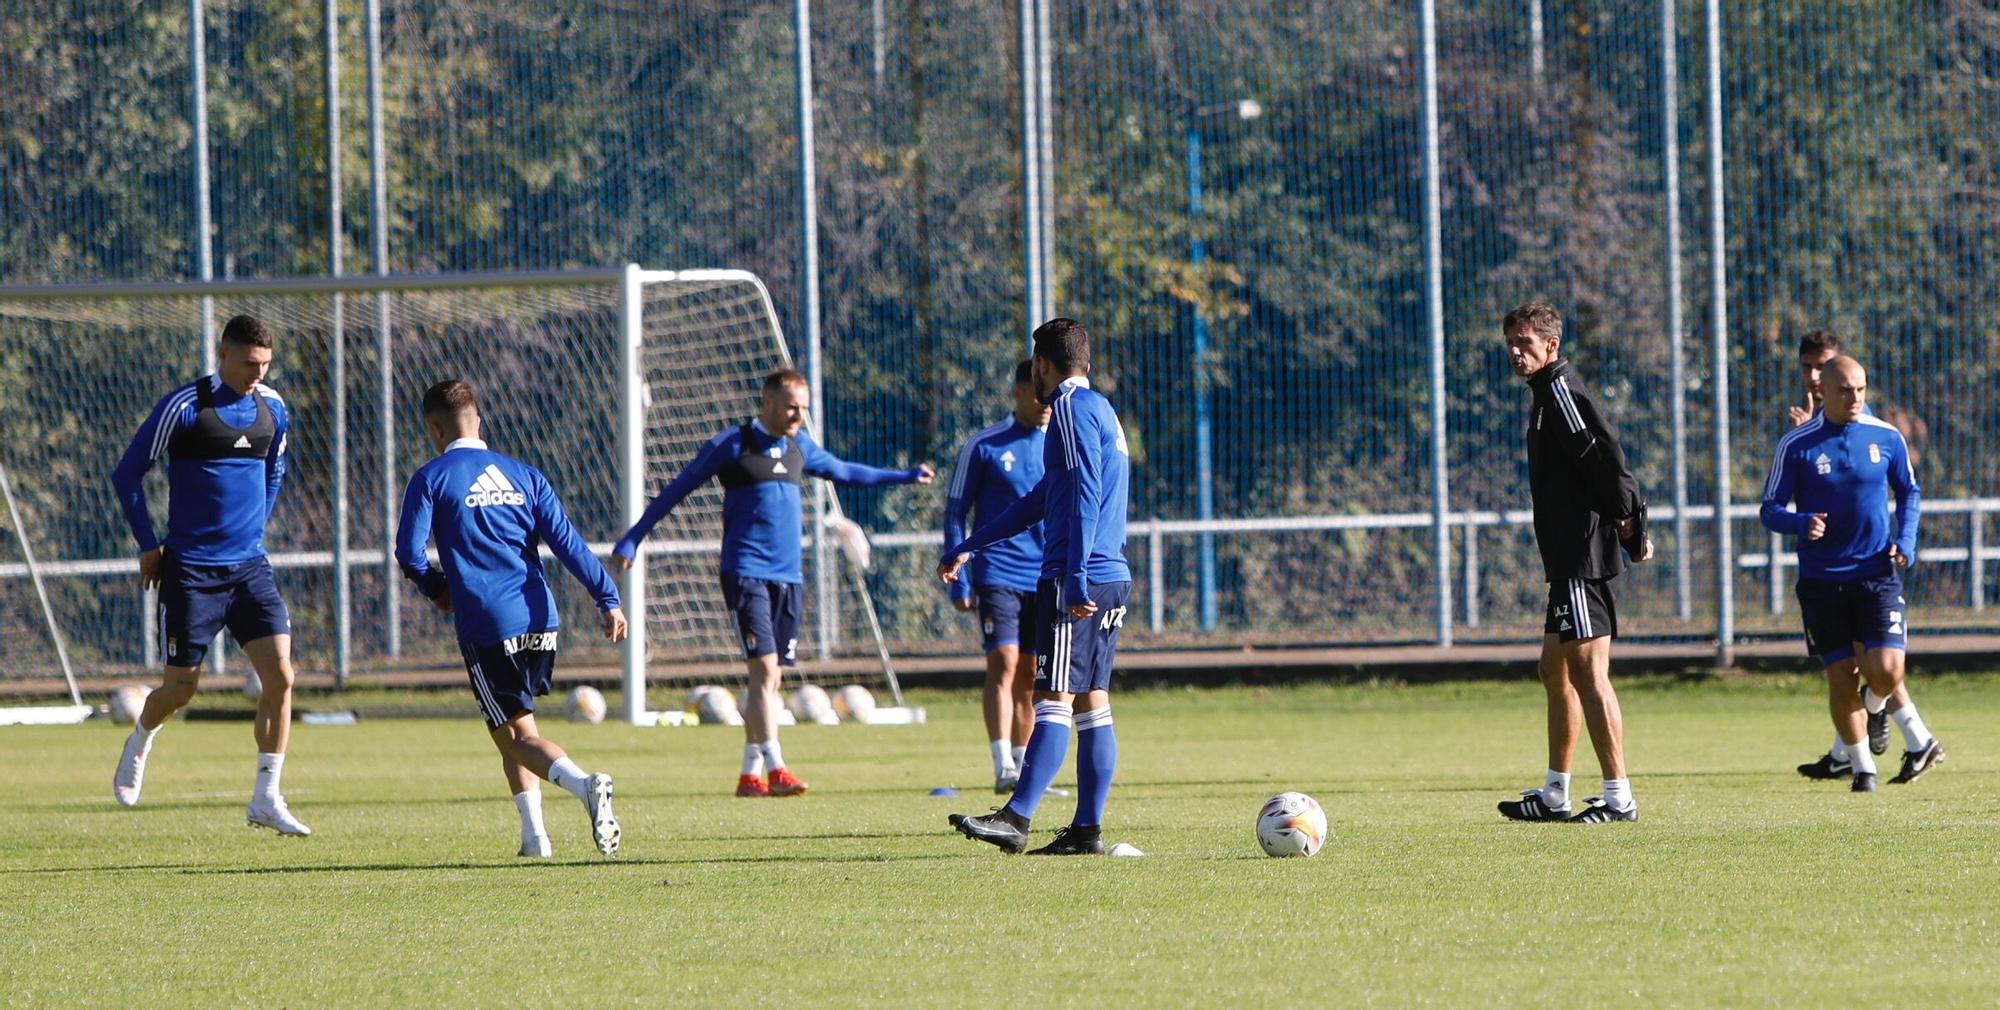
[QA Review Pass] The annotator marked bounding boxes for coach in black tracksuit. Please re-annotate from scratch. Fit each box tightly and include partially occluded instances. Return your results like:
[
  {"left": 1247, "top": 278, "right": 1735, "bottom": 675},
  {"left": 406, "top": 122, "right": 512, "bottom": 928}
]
[{"left": 1497, "top": 301, "right": 1654, "bottom": 825}]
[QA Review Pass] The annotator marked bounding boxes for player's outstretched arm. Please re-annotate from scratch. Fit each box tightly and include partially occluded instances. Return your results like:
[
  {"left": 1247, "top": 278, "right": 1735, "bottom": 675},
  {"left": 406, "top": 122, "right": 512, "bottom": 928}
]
[
  {"left": 612, "top": 432, "right": 733, "bottom": 568},
  {"left": 799, "top": 430, "right": 929, "bottom": 487},
  {"left": 530, "top": 469, "right": 623, "bottom": 615},
  {"left": 941, "top": 441, "right": 984, "bottom": 606},
  {"left": 944, "top": 476, "right": 1049, "bottom": 566},
  {"left": 393, "top": 474, "right": 450, "bottom": 609}
]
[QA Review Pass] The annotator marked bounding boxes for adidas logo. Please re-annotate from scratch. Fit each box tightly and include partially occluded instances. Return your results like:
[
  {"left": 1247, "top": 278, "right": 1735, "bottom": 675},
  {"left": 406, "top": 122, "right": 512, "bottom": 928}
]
[
  {"left": 463, "top": 463, "right": 528, "bottom": 507},
  {"left": 772, "top": 462, "right": 788, "bottom": 474},
  {"left": 233, "top": 435, "right": 252, "bottom": 449}
]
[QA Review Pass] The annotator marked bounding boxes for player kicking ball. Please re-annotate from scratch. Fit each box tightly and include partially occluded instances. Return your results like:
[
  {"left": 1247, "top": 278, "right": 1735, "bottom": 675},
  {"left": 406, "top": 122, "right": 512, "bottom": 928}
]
[
  {"left": 614, "top": 369, "right": 932, "bottom": 798},
  {"left": 110, "top": 315, "right": 310, "bottom": 836},
  {"left": 943, "top": 359, "right": 1048, "bottom": 793},
  {"left": 396, "top": 380, "right": 625, "bottom": 857},
  {"left": 1759, "top": 356, "right": 1943, "bottom": 791},
  {"left": 942, "top": 319, "right": 1132, "bottom": 855}
]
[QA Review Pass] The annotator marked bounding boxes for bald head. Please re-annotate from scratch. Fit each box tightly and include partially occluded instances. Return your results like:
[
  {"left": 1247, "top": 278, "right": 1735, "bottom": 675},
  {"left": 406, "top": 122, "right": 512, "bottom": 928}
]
[{"left": 1821, "top": 355, "right": 1867, "bottom": 424}]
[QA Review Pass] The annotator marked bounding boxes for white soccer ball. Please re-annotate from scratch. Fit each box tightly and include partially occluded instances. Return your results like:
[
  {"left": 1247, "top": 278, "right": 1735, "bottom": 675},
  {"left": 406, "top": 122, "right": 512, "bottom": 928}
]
[
  {"left": 564, "top": 685, "right": 607, "bottom": 724},
  {"left": 685, "top": 684, "right": 722, "bottom": 712},
  {"left": 699, "top": 687, "right": 743, "bottom": 727},
  {"left": 108, "top": 685, "right": 151, "bottom": 726},
  {"left": 242, "top": 667, "right": 263, "bottom": 701},
  {"left": 1256, "top": 792, "right": 1328, "bottom": 858},
  {"left": 831, "top": 684, "right": 876, "bottom": 723},
  {"left": 787, "top": 684, "right": 839, "bottom": 725}
]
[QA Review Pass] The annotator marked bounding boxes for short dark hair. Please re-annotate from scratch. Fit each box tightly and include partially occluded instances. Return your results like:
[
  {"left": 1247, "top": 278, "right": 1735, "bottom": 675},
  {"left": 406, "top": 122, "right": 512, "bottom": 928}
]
[
  {"left": 1013, "top": 359, "right": 1033, "bottom": 386},
  {"left": 1502, "top": 301, "right": 1562, "bottom": 342},
  {"left": 763, "top": 369, "right": 808, "bottom": 396},
  {"left": 422, "top": 379, "right": 477, "bottom": 418},
  {"left": 1031, "top": 318, "right": 1089, "bottom": 374},
  {"left": 1799, "top": 328, "right": 1840, "bottom": 358},
  {"left": 220, "top": 314, "right": 272, "bottom": 349}
]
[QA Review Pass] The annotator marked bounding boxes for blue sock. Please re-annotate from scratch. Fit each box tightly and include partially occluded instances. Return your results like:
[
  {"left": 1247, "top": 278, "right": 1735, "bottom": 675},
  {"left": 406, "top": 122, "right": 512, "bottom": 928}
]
[
  {"left": 1073, "top": 706, "right": 1117, "bottom": 827},
  {"left": 1004, "top": 700, "right": 1073, "bottom": 821}
]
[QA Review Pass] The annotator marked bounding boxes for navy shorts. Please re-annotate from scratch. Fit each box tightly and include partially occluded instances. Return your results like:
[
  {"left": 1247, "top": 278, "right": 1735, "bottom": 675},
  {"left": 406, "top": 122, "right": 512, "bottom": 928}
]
[
  {"left": 976, "top": 586, "right": 1038, "bottom": 654},
  {"left": 461, "top": 631, "right": 559, "bottom": 730},
  {"left": 1797, "top": 574, "right": 1906, "bottom": 666},
  {"left": 158, "top": 553, "right": 292, "bottom": 668},
  {"left": 722, "top": 573, "right": 801, "bottom": 666},
  {"left": 1544, "top": 578, "right": 1617, "bottom": 643},
  {"left": 1032, "top": 578, "right": 1132, "bottom": 694}
]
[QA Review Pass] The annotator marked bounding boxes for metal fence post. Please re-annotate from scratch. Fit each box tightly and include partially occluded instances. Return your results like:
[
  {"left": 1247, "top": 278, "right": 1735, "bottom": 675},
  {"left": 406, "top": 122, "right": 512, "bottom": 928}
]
[
  {"left": 1463, "top": 521, "right": 1480, "bottom": 628},
  {"left": 1420, "top": 0, "right": 1452, "bottom": 647},
  {"left": 1663, "top": 0, "right": 1692, "bottom": 621},
  {"left": 325, "top": 0, "right": 351, "bottom": 687},
  {"left": 1018, "top": 0, "right": 1042, "bottom": 350},
  {"left": 1705, "top": 0, "right": 1734, "bottom": 666},
  {"left": 1971, "top": 506, "right": 1984, "bottom": 611},
  {"left": 366, "top": 0, "right": 398, "bottom": 660},
  {"left": 794, "top": 0, "right": 834, "bottom": 658},
  {"left": 619, "top": 265, "right": 647, "bottom": 723},
  {"left": 1147, "top": 521, "right": 1164, "bottom": 633},
  {"left": 1767, "top": 530, "right": 1782, "bottom": 614}
]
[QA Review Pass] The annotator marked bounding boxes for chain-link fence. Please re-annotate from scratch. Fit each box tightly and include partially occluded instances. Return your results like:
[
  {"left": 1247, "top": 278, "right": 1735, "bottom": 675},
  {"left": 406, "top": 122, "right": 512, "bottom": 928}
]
[{"left": 5, "top": 2, "right": 1999, "bottom": 679}]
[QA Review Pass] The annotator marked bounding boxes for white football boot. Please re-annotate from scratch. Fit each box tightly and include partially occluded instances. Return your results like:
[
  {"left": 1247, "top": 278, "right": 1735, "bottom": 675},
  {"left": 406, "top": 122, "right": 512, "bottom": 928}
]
[
  {"left": 518, "top": 835, "right": 554, "bottom": 858},
  {"left": 246, "top": 795, "right": 313, "bottom": 836},
  {"left": 113, "top": 728, "right": 152, "bottom": 808},
  {"left": 582, "top": 773, "right": 620, "bottom": 857}
]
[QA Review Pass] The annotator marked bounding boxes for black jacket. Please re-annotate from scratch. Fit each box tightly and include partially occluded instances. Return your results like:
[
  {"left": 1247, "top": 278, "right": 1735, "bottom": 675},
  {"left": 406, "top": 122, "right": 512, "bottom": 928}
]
[{"left": 1525, "top": 358, "right": 1645, "bottom": 582}]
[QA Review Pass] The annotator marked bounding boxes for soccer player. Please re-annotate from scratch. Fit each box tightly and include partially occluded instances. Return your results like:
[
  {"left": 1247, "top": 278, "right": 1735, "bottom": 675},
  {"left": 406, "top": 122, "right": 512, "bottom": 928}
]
[
  {"left": 941, "top": 318, "right": 1132, "bottom": 855},
  {"left": 1785, "top": 330, "right": 1933, "bottom": 776},
  {"left": 396, "top": 379, "right": 625, "bottom": 857},
  {"left": 1495, "top": 301, "right": 1653, "bottom": 824},
  {"left": 943, "top": 359, "right": 1048, "bottom": 793},
  {"left": 109, "top": 315, "right": 310, "bottom": 835},
  {"left": 613, "top": 369, "right": 934, "bottom": 797},
  {"left": 1760, "top": 356, "right": 1944, "bottom": 791}
]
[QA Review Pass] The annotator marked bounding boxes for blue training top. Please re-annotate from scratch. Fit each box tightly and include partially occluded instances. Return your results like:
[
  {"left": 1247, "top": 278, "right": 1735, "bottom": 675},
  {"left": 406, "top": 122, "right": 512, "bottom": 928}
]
[
  {"left": 613, "top": 420, "right": 925, "bottom": 584},
  {"left": 1758, "top": 409, "right": 1921, "bottom": 582},
  {"left": 112, "top": 375, "right": 290, "bottom": 567},
  {"left": 942, "top": 417, "right": 1046, "bottom": 601},
  {"left": 396, "top": 438, "right": 620, "bottom": 647},
  {"left": 946, "top": 376, "right": 1130, "bottom": 610}
]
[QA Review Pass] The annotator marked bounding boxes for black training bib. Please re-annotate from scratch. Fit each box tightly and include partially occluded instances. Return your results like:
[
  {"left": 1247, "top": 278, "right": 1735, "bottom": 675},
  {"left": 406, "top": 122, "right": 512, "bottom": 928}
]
[
  {"left": 718, "top": 421, "right": 804, "bottom": 489},
  {"left": 167, "top": 378, "right": 275, "bottom": 461}
]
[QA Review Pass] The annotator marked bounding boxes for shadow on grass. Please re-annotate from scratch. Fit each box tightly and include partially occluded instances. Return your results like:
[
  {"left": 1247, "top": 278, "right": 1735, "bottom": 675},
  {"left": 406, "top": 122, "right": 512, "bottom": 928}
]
[{"left": 179, "top": 851, "right": 970, "bottom": 875}]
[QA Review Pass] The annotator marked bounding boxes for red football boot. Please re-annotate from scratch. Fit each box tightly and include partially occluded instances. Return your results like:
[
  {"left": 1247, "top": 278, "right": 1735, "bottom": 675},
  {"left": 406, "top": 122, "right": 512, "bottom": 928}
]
[
  {"left": 735, "top": 773, "right": 770, "bottom": 798},
  {"left": 767, "top": 768, "right": 810, "bottom": 797}
]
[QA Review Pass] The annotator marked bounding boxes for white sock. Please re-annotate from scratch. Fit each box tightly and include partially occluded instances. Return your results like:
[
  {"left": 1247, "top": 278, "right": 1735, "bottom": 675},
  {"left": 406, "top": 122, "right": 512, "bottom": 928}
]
[
  {"left": 1846, "top": 740, "right": 1878, "bottom": 776},
  {"left": 132, "top": 721, "right": 161, "bottom": 750},
  {"left": 1011, "top": 745, "right": 1027, "bottom": 770},
  {"left": 741, "top": 743, "right": 765, "bottom": 777},
  {"left": 513, "top": 788, "right": 546, "bottom": 843},
  {"left": 1890, "top": 704, "right": 1934, "bottom": 751},
  {"left": 546, "top": 756, "right": 592, "bottom": 801},
  {"left": 1861, "top": 685, "right": 1888, "bottom": 715},
  {"left": 253, "top": 752, "right": 284, "bottom": 802},
  {"left": 1831, "top": 732, "right": 1848, "bottom": 761},
  {"left": 761, "top": 739, "right": 786, "bottom": 771},
  {"left": 1541, "top": 768, "right": 1571, "bottom": 806},
  {"left": 991, "top": 739, "right": 1014, "bottom": 777},
  {"left": 1601, "top": 778, "right": 1634, "bottom": 812}
]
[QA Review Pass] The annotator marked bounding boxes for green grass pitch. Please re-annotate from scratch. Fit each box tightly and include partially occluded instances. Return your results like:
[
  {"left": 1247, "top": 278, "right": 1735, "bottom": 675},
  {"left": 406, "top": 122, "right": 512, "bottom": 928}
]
[{"left": 3, "top": 674, "right": 1996, "bottom": 1007}]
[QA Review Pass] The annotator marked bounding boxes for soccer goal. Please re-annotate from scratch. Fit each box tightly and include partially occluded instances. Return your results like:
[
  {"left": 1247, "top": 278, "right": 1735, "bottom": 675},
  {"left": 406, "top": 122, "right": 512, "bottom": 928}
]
[{"left": 0, "top": 267, "right": 905, "bottom": 724}]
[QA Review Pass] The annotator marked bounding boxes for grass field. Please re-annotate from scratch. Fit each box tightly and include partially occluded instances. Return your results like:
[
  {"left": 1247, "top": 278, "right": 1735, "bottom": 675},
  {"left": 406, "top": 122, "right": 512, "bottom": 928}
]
[{"left": 3, "top": 673, "right": 1997, "bottom": 1008}]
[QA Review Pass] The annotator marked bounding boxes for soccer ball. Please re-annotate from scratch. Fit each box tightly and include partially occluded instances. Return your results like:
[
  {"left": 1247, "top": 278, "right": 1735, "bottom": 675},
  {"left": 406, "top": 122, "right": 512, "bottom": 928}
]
[
  {"left": 787, "top": 684, "right": 838, "bottom": 725},
  {"left": 108, "top": 685, "right": 151, "bottom": 725},
  {"left": 831, "top": 684, "right": 876, "bottom": 723},
  {"left": 1256, "top": 792, "right": 1328, "bottom": 858},
  {"left": 699, "top": 688, "right": 743, "bottom": 727},
  {"left": 564, "top": 685, "right": 607, "bottom": 724},
  {"left": 685, "top": 684, "right": 722, "bottom": 712}
]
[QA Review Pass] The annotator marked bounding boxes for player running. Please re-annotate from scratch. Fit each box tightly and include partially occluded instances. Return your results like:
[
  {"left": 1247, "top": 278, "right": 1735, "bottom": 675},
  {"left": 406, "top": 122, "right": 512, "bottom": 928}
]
[
  {"left": 1760, "top": 356, "right": 1943, "bottom": 791},
  {"left": 942, "top": 318, "right": 1132, "bottom": 855},
  {"left": 1496, "top": 302, "right": 1653, "bottom": 824},
  {"left": 943, "top": 359, "right": 1048, "bottom": 793},
  {"left": 613, "top": 369, "right": 933, "bottom": 798},
  {"left": 1785, "top": 331, "right": 1936, "bottom": 778},
  {"left": 396, "top": 379, "right": 625, "bottom": 857},
  {"left": 109, "top": 315, "right": 310, "bottom": 835}
]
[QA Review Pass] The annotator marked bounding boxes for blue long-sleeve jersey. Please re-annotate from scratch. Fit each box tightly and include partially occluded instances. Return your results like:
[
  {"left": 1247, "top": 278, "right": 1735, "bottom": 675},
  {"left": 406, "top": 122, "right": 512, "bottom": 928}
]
[
  {"left": 396, "top": 438, "right": 620, "bottom": 646},
  {"left": 943, "top": 418, "right": 1046, "bottom": 601},
  {"left": 111, "top": 376, "right": 289, "bottom": 566},
  {"left": 945, "top": 377, "right": 1129, "bottom": 609},
  {"left": 614, "top": 421, "right": 925, "bottom": 584},
  {"left": 1759, "top": 410, "right": 1920, "bottom": 581}
]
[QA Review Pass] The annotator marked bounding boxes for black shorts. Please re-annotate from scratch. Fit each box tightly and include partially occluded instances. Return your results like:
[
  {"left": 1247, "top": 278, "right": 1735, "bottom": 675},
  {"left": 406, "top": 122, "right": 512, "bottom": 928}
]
[
  {"left": 158, "top": 553, "right": 291, "bottom": 668},
  {"left": 1545, "top": 578, "right": 1617, "bottom": 643},
  {"left": 976, "top": 585, "right": 1038, "bottom": 654},
  {"left": 1796, "top": 574, "right": 1906, "bottom": 666},
  {"left": 461, "top": 631, "right": 559, "bottom": 730},
  {"left": 721, "top": 573, "right": 802, "bottom": 666},
  {"left": 1032, "top": 579, "right": 1132, "bottom": 694}
]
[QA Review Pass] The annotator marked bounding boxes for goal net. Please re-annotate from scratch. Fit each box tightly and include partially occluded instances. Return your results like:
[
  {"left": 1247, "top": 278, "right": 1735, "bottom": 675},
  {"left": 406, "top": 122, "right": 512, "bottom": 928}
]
[{"left": 0, "top": 268, "right": 899, "bottom": 721}]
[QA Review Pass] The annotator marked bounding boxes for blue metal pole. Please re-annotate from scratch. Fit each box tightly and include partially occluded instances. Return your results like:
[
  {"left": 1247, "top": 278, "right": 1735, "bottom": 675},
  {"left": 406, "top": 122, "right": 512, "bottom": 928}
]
[{"left": 1186, "top": 127, "right": 1218, "bottom": 633}]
